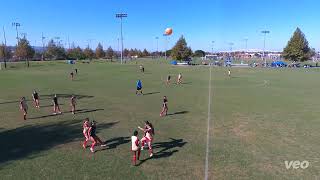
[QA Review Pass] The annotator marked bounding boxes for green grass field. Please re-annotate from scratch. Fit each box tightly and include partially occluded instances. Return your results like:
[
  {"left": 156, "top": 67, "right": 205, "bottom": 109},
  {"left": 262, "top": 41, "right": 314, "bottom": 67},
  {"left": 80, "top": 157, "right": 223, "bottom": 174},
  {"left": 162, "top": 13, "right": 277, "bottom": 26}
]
[{"left": 0, "top": 60, "right": 319, "bottom": 179}]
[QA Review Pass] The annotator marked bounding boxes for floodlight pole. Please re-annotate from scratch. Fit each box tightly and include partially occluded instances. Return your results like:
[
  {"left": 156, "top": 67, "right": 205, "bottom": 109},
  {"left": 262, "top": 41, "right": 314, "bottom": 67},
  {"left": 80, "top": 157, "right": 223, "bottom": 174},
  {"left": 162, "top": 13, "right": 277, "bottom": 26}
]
[
  {"left": 116, "top": 13, "right": 127, "bottom": 64},
  {"left": 261, "top": 30, "right": 270, "bottom": 67},
  {"left": 156, "top": 37, "right": 159, "bottom": 58},
  {"left": 244, "top": 38, "right": 248, "bottom": 52},
  {"left": 229, "top": 42, "right": 234, "bottom": 59},
  {"left": 211, "top": 41, "right": 215, "bottom": 54},
  {"left": 12, "top": 22, "right": 21, "bottom": 43},
  {"left": 2, "top": 26, "right": 7, "bottom": 68},
  {"left": 163, "top": 34, "right": 168, "bottom": 60}
]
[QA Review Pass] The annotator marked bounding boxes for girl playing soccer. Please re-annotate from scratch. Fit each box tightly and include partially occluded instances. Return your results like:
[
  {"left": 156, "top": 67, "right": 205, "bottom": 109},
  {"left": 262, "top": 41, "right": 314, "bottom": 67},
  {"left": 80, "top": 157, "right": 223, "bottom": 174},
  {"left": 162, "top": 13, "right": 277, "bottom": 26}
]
[
  {"left": 70, "top": 95, "right": 76, "bottom": 114},
  {"left": 32, "top": 90, "right": 40, "bottom": 108},
  {"left": 53, "top": 94, "right": 62, "bottom": 115},
  {"left": 160, "top": 96, "right": 168, "bottom": 117},
  {"left": 166, "top": 75, "right": 171, "bottom": 85},
  {"left": 177, "top": 73, "right": 182, "bottom": 84},
  {"left": 82, "top": 118, "right": 90, "bottom": 149},
  {"left": 70, "top": 71, "right": 74, "bottom": 81},
  {"left": 131, "top": 130, "right": 141, "bottom": 166},
  {"left": 19, "top": 97, "right": 28, "bottom": 120},
  {"left": 138, "top": 121, "right": 154, "bottom": 157},
  {"left": 88, "top": 121, "right": 107, "bottom": 153},
  {"left": 136, "top": 80, "right": 143, "bottom": 95}
]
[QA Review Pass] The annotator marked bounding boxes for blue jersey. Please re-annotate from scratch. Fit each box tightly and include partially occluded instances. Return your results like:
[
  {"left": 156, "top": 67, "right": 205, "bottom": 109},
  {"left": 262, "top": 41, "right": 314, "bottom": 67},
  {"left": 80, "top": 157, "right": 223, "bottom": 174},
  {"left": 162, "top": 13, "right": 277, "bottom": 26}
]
[{"left": 136, "top": 80, "right": 142, "bottom": 89}]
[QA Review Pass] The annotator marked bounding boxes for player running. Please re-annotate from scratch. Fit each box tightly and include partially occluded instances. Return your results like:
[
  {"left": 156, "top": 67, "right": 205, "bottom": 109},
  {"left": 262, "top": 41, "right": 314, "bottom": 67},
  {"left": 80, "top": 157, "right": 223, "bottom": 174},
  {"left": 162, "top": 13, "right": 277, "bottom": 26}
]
[
  {"left": 52, "top": 94, "right": 62, "bottom": 115},
  {"left": 177, "top": 73, "right": 182, "bottom": 84},
  {"left": 160, "top": 96, "right": 168, "bottom": 117},
  {"left": 136, "top": 80, "right": 143, "bottom": 95},
  {"left": 70, "top": 95, "right": 76, "bottom": 114},
  {"left": 70, "top": 71, "right": 74, "bottom": 81},
  {"left": 166, "top": 75, "right": 171, "bottom": 85},
  {"left": 19, "top": 97, "right": 28, "bottom": 120},
  {"left": 88, "top": 121, "right": 107, "bottom": 153},
  {"left": 131, "top": 130, "right": 141, "bottom": 166},
  {"left": 82, "top": 118, "right": 90, "bottom": 149},
  {"left": 32, "top": 90, "right": 40, "bottom": 108},
  {"left": 138, "top": 121, "right": 154, "bottom": 157},
  {"left": 140, "top": 65, "right": 144, "bottom": 73}
]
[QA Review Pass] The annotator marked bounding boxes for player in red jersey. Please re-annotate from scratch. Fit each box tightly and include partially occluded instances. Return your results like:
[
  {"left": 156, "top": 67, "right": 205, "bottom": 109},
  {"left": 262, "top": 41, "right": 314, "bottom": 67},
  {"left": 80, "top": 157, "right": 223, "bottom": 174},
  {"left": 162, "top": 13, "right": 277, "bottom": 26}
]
[
  {"left": 160, "top": 96, "right": 168, "bottom": 117},
  {"left": 131, "top": 130, "right": 141, "bottom": 166},
  {"left": 138, "top": 121, "right": 154, "bottom": 157},
  {"left": 88, "top": 121, "right": 107, "bottom": 153},
  {"left": 19, "top": 97, "right": 28, "bottom": 120},
  {"left": 82, "top": 118, "right": 90, "bottom": 149},
  {"left": 70, "top": 95, "right": 76, "bottom": 114}
]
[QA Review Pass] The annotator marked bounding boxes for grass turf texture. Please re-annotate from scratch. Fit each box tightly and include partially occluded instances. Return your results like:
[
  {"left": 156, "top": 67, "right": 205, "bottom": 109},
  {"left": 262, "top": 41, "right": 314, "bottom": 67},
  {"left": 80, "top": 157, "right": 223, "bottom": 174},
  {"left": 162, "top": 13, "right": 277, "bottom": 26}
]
[
  {"left": 1, "top": 60, "right": 320, "bottom": 179},
  {"left": 0, "top": 60, "right": 211, "bottom": 180}
]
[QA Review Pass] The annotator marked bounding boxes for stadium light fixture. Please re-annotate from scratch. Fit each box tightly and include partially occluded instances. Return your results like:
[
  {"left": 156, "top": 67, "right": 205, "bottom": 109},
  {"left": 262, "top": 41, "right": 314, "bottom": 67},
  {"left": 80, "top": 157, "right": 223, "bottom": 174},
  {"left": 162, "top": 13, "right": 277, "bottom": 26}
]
[
  {"left": 116, "top": 13, "right": 127, "bottom": 64},
  {"left": 12, "top": 22, "right": 21, "bottom": 43}
]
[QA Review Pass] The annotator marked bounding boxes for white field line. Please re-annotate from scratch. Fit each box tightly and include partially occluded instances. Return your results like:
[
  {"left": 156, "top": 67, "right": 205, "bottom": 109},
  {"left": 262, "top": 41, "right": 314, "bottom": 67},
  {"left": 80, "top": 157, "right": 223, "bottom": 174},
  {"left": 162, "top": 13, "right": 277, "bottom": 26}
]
[{"left": 204, "top": 64, "right": 213, "bottom": 180}]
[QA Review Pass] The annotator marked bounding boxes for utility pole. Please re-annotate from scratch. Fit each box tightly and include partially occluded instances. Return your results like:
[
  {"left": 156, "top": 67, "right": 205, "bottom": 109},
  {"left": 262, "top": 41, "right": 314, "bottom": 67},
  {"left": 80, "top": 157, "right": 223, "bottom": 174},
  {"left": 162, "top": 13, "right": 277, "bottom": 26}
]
[
  {"left": 2, "top": 26, "right": 7, "bottom": 68},
  {"left": 116, "top": 13, "right": 127, "bottom": 64},
  {"left": 261, "top": 30, "right": 270, "bottom": 67}
]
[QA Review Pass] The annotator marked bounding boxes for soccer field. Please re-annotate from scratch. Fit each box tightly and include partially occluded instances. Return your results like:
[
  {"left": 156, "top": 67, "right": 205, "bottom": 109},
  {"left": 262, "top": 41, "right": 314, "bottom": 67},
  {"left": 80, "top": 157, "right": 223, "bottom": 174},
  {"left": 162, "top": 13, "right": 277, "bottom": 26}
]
[{"left": 0, "top": 60, "right": 320, "bottom": 179}]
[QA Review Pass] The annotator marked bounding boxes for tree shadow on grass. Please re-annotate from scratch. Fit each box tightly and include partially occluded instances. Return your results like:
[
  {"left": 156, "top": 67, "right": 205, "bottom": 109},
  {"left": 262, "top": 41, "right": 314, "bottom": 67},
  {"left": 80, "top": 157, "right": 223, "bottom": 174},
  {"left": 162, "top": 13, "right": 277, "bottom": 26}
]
[
  {"left": 167, "top": 111, "right": 189, "bottom": 116},
  {"left": 0, "top": 120, "right": 118, "bottom": 166},
  {"left": 137, "top": 138, "right": 187, "bottom": 166}
]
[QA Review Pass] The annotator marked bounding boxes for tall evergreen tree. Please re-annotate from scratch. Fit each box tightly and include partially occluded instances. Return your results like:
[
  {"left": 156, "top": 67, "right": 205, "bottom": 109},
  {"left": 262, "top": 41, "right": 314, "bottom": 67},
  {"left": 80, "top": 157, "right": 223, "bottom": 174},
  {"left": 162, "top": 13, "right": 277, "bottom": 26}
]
[
  {"left": 283, "top": 27, "right": 314, "bottom": 62},
  {"left": 171, "top": 36, "right": 192, "bottom": 60},
  {"left": 105, "top": 46, "right": 114, "bottom": 60},
  {"left": 95, "top": 43, "right": 105, "bottom": 59}
]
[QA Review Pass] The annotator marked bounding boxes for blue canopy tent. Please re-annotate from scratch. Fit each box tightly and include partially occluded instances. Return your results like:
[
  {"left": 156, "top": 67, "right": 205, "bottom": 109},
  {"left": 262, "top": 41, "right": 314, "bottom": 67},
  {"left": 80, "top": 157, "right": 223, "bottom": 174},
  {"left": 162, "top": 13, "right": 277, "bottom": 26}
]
[
  {"left": 67, "top": 60, "right": 75, "bottom": 64},
  {"left": 271, "top": 61, "right": 287, "bottom": 67}
]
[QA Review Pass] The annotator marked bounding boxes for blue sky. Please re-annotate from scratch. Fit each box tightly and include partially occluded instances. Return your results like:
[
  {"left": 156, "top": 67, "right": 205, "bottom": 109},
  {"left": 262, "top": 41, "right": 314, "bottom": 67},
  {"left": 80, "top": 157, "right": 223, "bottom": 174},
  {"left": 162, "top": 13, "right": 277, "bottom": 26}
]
[{"left": 0, "top": 0, "right": 319, "bottom": 52}]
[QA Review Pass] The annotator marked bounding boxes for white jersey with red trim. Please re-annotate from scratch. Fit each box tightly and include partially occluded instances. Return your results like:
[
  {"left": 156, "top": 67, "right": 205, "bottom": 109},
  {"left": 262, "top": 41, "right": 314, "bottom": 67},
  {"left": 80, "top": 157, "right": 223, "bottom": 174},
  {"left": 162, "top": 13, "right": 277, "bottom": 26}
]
[{"left": 131, "top": 136, "right": 140, "bottom": 151}]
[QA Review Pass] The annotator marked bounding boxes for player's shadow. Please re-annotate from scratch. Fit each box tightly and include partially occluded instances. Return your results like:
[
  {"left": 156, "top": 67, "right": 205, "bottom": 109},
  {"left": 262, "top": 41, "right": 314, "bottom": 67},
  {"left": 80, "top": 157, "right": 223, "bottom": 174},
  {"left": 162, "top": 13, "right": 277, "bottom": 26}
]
[
  {"left": 137, "top": 138, "right": 187, "bottom": 166},
  {"left": 41, "top": 94, "right": 94, "bottom": 100},
  {"left": 144, "top": 92, "right": 160, "bottom": 96},
  {"left": 105, "top": 137, "right": 130, "bottom": 150},
  {"left": 0, "top": 120, "right": 118, "bottom": 167},
  {"left": 0, "top": 94, "right": 94, "bottom": 105},
  {"left": 28, "top": 108, "right": 104, "bottom": 120},
  {"left": 167, "top": 111, "right": 189, "bottom": 116}
]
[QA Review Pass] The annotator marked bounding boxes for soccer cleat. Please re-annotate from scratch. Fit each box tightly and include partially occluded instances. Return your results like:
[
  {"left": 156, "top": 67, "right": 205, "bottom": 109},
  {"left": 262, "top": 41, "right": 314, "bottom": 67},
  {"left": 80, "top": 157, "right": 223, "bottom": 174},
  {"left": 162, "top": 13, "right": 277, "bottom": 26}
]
[
  {"left": 141, "top": 146, "right": 144, "bottom": 150},
  {"left": 100, "top": 144, "right": 107, "bottom": 147},
  {"left": 53, "top": 112, "right": 57, "bottom": 115},
  {"left": 149, "top": 153, "right": 153, "bottom": 157},
  {"left": 90, "top": 147, "right": 95, "bottom": 153},
  {"left": 82, "top": 144, "right": 86, "bottom": 149}
]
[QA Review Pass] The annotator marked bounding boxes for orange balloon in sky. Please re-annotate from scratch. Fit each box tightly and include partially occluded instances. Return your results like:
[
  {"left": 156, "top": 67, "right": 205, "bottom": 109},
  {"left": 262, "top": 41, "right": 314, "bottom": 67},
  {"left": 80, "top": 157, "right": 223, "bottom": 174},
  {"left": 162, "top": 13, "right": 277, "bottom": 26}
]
[{"left": 165, "top": 28, "right": 173, "bottom": 35}]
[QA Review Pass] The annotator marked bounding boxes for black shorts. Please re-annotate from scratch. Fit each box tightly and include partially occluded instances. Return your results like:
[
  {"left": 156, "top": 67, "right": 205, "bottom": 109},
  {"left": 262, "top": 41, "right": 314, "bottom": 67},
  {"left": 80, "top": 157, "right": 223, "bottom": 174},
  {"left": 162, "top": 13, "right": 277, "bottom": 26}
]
[{"left": 137, "top": 87, "right": 142, "bottom": 91}]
